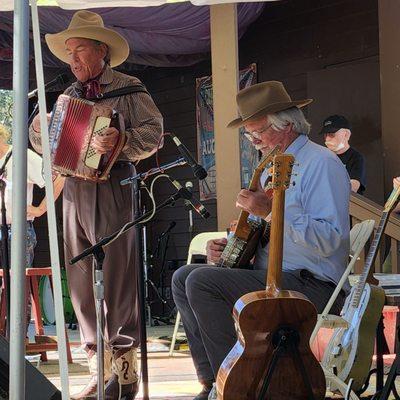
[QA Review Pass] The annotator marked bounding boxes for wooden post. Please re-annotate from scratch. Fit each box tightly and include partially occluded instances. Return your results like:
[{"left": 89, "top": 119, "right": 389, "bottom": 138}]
[
  {"left": 378, "top": 0, "right": 400, "bottom": 194},
  {"left": 210, "top": 4, "right": 240, "bottom": 230}
]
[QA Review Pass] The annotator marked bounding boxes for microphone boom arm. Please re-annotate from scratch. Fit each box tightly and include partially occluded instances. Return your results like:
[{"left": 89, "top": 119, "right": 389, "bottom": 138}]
[{"left": 120, "top": 157, "right": 187, "bottom": 186}]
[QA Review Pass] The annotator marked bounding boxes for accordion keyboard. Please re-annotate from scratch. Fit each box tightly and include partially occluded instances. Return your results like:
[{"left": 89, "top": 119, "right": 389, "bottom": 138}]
[{"left": 84, "top": 116, "right": 111, "bottom": 169}]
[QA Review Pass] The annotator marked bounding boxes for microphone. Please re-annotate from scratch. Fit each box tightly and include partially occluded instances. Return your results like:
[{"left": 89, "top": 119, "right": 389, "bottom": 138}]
[
  {"left": 160, "top": 221, "right": 176, "bottom": 238},
  {"left": 185, "top": 182, "right": 194, "bottom": 230},
  {"left": 170, "top": 133, "right": 207, "bottom": 180},
  {"left": 184, "top": 181, "right": 193, "bottom": 206},
  {"left": 170, "top": 178, "right": 210, "bottom": 219},
  {"left": 28, "top": 73, "right": 71, "bottom": 99}
]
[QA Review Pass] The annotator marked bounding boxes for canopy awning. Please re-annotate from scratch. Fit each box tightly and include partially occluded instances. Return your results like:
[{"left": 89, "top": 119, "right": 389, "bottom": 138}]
[
  {"left": 0, "top": 2, "right": 266, "bottom": 69},
  {"left": 1, "top": 0, "right": 270, "bottom": 11}
]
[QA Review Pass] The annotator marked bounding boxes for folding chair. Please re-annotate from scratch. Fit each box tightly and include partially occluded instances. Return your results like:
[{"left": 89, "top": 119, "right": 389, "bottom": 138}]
[{"left": 169, "top": 231, "right": 227, "bottom": 356}]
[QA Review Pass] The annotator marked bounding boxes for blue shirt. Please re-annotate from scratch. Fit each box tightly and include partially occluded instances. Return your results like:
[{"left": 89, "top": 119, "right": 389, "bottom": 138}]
[{"left": 253, "top": 134, "right": 350, "bottom": 289}]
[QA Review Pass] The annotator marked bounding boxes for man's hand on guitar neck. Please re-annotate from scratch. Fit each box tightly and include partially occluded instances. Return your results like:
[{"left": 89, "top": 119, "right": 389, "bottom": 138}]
[
  {"left": 236, "top": 178, "right": 272, "bottom": 219},
  {"left": 206, "top": 238, "right": 228, "bottom": 264}
]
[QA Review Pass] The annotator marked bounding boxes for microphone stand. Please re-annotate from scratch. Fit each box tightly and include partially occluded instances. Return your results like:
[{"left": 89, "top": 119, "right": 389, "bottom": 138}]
[
  {"left": 120, "top": 157, "right": 187, "bottom": 186},
  {"left": 0, "top": 150, "right": 12, "bottom": 339},
  {"left": 70, "top": 189, "right": 188, "bottom": 400},
  {"left": 132, "top": 178, "right": 150, "bottom": 400}
]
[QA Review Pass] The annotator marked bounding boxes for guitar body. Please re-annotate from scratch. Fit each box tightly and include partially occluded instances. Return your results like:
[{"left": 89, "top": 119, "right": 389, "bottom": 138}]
[
  {"left": 322, "top": 283, "right": 385, "bottom": 392},
  {"left": 217, "top": 153, "right": 325, "bottom": 399},
  {"left": 217, "top": 290, "right": 326, "bottom": 400}
]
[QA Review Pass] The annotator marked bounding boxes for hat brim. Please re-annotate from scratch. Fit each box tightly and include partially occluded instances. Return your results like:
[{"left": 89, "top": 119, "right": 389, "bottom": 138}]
[
  {"left": 318, "top": 126, "right": 340, "bottom": 135},
  {"left": 45, "top": 26, "right": 129, "bottom": 68},
  {"left": 227, "top": 99, "right": 313, "bottom": 129}
]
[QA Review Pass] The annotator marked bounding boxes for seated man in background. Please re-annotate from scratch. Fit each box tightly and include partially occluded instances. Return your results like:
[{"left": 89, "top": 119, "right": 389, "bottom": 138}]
[
  {"left": 319, "top": 114, "right": 366, "bottom": 194},
  {"left": 0, "top": 123, "right": 64, "bottom": 331},
  {"left": 172, "top": 81, "right": 351, "bottom": 400}
]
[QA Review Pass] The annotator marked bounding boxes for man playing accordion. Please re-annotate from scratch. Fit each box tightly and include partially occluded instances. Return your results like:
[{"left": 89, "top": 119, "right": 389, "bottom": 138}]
[{"left": 29, "top": 10, "right": 163, "bottom": 400}]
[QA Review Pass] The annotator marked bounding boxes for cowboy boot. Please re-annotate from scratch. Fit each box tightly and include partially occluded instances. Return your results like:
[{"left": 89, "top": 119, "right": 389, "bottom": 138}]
[
  {"left": 104, "top": 348, "right": 139, "bottom": 400},
  {"left": 70, "top": 349, "right": 113, "bottom": 400}
]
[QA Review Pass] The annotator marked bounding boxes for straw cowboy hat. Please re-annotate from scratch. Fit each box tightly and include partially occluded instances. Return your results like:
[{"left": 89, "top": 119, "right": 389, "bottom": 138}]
[
  {"left": 227, "top": 81, "right": 313, "bottom": 129},
  {"left": 45, "top": 10, "right": 129, "bottom": 68}
]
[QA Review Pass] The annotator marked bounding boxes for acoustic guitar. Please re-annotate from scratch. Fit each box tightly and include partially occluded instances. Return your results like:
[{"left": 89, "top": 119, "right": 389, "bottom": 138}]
[
  {"left": 216, "top": 153, "right": 326, "bottom": 400},
  {"left": 217, "top": 145, "right": 280, "bottom": 269},
  {"left": 322, "top": 186, "right": 400, "bottom": 392}
]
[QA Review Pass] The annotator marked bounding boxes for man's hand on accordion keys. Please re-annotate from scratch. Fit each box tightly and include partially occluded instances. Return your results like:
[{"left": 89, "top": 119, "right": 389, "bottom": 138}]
[{"left": 91, "top": 126, "right": 120, "bottom": 154}]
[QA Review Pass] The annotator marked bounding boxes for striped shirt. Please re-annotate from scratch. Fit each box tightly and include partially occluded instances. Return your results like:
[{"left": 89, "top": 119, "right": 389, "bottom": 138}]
[
  {"left": 65, "top": 65, "right": 163, "bottom": 162},
  {"left": 29, "top": 65, "right": 163, "bottom": 162}
]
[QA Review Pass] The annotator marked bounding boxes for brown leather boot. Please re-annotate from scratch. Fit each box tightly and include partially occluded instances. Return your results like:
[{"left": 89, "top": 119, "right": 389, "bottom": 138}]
[
  {"left": 70, "top": 350, "right": 113, "bottom": 400},
  {"left": 104, "top": 348, "right": 139, "bottom": 400}
]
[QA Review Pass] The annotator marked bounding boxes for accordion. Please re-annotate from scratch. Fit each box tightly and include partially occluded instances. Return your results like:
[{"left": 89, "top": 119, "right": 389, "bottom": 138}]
[{"left": 48, "top": 94, "right": 125, "bottom": 182}]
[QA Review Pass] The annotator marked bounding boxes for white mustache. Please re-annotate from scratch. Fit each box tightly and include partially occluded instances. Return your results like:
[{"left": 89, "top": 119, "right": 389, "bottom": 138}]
[{"left": 325, "top": 141, "right": 345, "bottom": 152}]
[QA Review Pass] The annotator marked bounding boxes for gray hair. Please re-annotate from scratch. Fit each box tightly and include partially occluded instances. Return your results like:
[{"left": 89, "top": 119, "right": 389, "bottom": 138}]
[
  {"left": 92, "top": 40, "right": 110, "bottom": 65},
  {"left": 268, "top": 107, "right": 311, "bottom": 135}
]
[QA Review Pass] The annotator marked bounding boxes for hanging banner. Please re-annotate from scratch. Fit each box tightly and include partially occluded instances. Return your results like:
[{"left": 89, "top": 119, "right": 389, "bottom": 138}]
[{"left": 196, "top": 63, "right": 257, "bottom": 201}]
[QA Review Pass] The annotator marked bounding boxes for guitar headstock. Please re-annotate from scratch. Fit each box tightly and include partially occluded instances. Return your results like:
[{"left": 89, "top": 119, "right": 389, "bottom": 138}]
[
  {"left": 384, "top": 185, "right": 400, "bottom": 213},
  {"left": 271, "top": 153, "right": 295, "bottom": 191},
  {"left": 255, "top": 145, "right": 281, "bottom": 173}
]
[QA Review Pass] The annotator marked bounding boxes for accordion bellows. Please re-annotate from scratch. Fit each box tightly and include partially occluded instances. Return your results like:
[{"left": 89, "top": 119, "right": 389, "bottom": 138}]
[{"left": 49, "top": 94, "right": 125, "bottom": 182}]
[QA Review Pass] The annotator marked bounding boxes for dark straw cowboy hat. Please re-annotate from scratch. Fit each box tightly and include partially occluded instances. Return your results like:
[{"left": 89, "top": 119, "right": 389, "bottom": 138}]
[
  {"left": 227, "top": 81, "right": 313, "bottom": 129},
  {"left": 45, "top": 11, "right": 129, "bottom": 68}
]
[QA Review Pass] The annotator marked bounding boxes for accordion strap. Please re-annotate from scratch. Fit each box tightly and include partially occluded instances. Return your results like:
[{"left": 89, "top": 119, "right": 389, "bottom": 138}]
[{"left": 87, "top": 84, "right": 148, "bottom": 101}]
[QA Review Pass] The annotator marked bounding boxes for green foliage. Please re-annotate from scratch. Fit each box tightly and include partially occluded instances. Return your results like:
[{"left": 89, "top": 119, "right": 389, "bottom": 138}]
[{"left": 0, "top": 89, "right": 13, "bottom": 133}]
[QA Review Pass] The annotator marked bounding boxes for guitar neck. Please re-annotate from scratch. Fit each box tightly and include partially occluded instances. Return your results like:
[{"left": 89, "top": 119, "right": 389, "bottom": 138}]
[
  {"left": 351, "top": 211, "right": 389, "bottom": 308},
  {"left": 266, "top": 189, "right": 285, "bottom": 296},
  {"left": 235, "top": 167, "right": 266, "bottom": 238}
]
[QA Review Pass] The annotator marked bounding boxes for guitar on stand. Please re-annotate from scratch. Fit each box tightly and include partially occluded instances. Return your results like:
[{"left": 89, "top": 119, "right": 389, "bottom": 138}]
[
  {"left": 322, "top": 185, "right": 400, "bottom": 393},
  {"left": 217, "top": 145, "right": 280, "bottom": 269},
  {"left": 216, "top": 153, "right": 326, "bottom": 400}
]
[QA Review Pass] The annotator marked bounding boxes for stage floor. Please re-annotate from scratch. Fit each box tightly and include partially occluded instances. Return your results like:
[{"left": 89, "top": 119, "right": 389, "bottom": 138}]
[
  {"left": 26, "top": 323, "right": 398, "bottom": 399},
  {"left": 29, "top": 323, "right": 201, "bottom": 399}
]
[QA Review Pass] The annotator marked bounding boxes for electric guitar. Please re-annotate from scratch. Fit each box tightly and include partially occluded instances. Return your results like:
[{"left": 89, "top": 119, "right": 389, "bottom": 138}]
[
  {"left": 322, "top": 186, "right": 400, "bottom": 392},
  {"left": 217, "top": 145, "right": 280, "bottom": 268},
  {"left": 217, "top": 153, "right": 326, "bottom": 399}
]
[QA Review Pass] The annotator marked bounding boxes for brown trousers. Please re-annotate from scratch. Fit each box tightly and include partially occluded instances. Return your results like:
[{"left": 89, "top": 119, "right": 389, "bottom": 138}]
[{"left": 63, "top": 163, "right": 139, "bottom": 350}]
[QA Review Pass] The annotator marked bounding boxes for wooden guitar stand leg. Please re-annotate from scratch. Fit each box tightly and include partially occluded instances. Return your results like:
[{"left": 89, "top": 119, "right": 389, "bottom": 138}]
[{"left": 257, "top": 327, "right": 316, "bottom": 400}]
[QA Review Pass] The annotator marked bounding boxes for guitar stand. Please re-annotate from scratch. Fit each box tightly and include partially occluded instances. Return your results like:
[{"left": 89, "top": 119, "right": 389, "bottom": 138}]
[
  {"left": 257, "top": 327, "right": 316, "bottom": 400},
  {"left": 371, "top": 322, "right": 400, "bottom": 400}
]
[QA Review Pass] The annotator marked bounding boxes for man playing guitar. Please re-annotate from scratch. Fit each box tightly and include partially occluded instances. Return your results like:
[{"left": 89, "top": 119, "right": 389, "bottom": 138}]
[{"left": 172, "top": 81, "right": 351, "bottom": 400}]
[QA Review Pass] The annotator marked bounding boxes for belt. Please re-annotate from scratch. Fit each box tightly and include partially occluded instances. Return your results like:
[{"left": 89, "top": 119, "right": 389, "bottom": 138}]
[
  {"left": 6, "top": 221, "right": 34, "bottom": 228},
  {"left": 299, "top": 269, "right": 345, "bottom": 296},
  {"left": 112, "top": 161, "right": 133, "bottom": 169}
]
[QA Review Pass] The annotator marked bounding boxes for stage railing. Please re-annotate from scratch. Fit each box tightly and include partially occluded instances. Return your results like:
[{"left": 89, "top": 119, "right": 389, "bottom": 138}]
[{"left": 349, "top": 192, "right": 400, "bottom": 273}]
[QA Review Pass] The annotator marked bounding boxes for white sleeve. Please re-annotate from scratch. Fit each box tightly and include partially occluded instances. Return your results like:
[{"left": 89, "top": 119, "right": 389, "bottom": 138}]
[{"left": 27, "top": 149, "right": 45, "bottom": 188}]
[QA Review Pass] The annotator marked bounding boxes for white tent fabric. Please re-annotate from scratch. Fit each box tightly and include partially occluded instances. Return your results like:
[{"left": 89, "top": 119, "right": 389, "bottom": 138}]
[{"left": 1, "top": 0, "right": 272, "bottom": 12}]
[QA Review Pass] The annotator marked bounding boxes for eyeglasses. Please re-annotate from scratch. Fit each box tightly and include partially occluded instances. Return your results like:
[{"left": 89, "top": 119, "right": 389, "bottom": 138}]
[{"left": 244, "top": 123, "right": 273, "bottom": 142}]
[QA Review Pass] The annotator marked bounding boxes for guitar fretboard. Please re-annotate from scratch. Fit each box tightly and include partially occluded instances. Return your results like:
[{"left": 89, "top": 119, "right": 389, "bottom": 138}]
[{"left": 351, "top": 211, "right": 389, "bottom": 308}]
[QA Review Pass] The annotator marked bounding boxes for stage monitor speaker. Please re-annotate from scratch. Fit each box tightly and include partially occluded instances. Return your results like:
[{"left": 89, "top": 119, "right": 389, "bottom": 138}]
[{"left": 0, "top": 335, "right": 61, "bottom": 399}]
